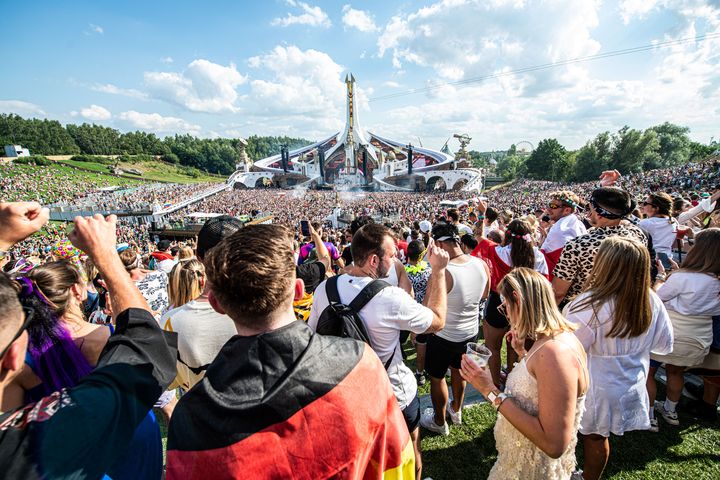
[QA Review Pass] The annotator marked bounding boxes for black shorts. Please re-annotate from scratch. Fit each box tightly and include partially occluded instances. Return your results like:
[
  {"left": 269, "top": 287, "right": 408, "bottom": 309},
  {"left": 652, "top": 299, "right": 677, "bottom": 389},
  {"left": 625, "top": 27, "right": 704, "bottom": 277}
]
[
  {"left": 425, "top": 334, "right": 476, "bottom": 379},
  {"left": 415, "top": 333, "right": 429, "bottom": 344},
  {"left": 402, "top": 394, "right": 421, "bottom": 432},
  {"left": 484, "top": 290, "right": 509, "bottom": 329}
]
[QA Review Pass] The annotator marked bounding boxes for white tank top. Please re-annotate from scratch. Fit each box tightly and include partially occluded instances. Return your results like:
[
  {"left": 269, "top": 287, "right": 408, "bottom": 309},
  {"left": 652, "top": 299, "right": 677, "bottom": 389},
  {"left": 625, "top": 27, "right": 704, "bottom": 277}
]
[{"left": 437, "top": 255, "right": 487, "bottom": 342}]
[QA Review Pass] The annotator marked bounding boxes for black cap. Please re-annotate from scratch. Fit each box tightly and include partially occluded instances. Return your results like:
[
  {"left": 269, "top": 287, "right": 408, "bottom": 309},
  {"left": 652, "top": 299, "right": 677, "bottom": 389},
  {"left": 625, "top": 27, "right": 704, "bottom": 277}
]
[
  {"left": 197, "top": 215, "right": 244, "bottom": 260},
  {"left": 157, "top": 239, "right": 171, "bottom": 251},
  {"left": 296, "top": 261, "right": 326, "bottom": 294}
]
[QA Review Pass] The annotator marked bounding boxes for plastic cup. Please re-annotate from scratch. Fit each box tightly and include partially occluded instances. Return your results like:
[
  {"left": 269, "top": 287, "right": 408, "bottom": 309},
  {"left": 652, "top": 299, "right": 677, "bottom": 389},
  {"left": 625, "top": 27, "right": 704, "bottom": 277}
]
[{"left": 466, "top": 342, "right": 492, "bottom": 368}]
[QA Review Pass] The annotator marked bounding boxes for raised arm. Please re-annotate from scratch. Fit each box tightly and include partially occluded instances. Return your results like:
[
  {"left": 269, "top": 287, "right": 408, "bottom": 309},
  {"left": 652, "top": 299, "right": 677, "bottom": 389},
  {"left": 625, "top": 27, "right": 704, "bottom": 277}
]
[{"left": 421, "top": 240, "right": 448, "bottom": 333}]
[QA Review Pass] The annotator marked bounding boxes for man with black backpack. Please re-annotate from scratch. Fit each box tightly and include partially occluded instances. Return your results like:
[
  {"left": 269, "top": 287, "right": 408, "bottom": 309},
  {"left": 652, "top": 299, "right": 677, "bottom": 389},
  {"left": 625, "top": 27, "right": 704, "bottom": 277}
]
[{"left": 308, "top": 223, "right": 450, "bottom": 478}]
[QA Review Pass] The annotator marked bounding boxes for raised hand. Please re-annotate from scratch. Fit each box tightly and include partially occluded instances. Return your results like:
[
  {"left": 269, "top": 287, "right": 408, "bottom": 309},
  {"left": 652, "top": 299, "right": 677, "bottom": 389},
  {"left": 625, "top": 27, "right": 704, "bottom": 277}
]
[{"left": 0, "top": 201, "right": 50, "bottom": 250}]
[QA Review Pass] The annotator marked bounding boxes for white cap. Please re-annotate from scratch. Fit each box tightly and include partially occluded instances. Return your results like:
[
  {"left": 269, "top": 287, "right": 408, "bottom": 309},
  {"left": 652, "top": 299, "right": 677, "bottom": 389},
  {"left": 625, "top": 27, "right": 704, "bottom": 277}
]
[{"left": 419, "top": 220, "right": 432, "bottom": 233}]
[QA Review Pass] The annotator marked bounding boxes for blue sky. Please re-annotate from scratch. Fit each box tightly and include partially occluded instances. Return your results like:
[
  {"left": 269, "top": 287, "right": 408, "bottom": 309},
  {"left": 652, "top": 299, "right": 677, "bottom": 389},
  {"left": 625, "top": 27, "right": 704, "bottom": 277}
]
[{"left": 1, "top": 0, "right": 718, "bottom": 151}]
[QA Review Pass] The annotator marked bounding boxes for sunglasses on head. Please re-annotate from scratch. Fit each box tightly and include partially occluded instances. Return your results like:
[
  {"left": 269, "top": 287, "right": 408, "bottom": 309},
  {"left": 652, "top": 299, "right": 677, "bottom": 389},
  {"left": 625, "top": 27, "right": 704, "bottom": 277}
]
[{"left": 0, "top": 306, "right": 34, "bottom": 359}]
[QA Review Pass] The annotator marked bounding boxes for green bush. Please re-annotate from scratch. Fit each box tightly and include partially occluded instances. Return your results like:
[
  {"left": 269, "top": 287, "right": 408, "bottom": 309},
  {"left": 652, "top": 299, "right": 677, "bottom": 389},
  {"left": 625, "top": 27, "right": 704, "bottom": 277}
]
[
  {"left": 13, "top": 155, "right": 52, "bottom": 166},
  {"left": 162, "top": 153, "right": 180, "bottom": 164}
]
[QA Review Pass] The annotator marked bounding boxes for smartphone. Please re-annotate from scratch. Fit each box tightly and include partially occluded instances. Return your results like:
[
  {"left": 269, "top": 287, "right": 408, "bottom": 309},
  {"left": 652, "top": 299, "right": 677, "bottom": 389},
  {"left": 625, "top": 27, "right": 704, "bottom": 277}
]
[{"left": 300, "top": 220, "right": 310, "bottom": 237}]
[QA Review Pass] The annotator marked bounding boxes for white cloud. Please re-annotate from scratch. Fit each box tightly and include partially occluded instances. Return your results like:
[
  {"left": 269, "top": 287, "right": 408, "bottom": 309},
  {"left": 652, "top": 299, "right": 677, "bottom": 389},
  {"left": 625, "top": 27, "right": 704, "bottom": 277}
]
[
  {"left": 144, "top": 59, "right": 247, "bottom": 113},
  {"left": 72, "top": 104, "right": 112, "bottom": 121},
  {"left": 271, "top": 1, "right": 331, "bottom": 28},
  {"left": 85, "top": 23, "right": 104, "bottom": 35},
  {"left": 244, "top": 45, "right": 375, "bottom": 137},
  {"left": 117, "top": 111, "right": 202, "bottom": 135},
  {"left": 160, "top": 56, "right": 174, "bottom": 64},
  {"left": 342, "top": 5, "right": 378, "bottom": 32},
  {"left": 0, "top": 100, "right": 46, "bottom": 117},
  {"left": 377, "top": 0, "right": 601, "bottom": 88},
  {"left": 383, "top": 81, "right": 401, "bottom": 88},
  {"left": 90, "top": 83, "right": 148, "bottom": 100}
]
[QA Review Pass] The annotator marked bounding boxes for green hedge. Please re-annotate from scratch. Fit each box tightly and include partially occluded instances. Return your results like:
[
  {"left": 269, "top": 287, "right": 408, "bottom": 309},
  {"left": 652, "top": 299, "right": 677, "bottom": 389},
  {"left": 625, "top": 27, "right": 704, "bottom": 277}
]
[{"left": 13, "top": 155, "right": 52, "bottom": 166}]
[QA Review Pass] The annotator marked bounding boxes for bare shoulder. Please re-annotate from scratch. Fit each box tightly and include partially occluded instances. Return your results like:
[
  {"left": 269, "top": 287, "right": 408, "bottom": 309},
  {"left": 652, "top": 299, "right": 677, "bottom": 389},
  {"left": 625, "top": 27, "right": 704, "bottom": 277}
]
[{"left": 528, "top": 334, "right": 586, "bottom": 376}]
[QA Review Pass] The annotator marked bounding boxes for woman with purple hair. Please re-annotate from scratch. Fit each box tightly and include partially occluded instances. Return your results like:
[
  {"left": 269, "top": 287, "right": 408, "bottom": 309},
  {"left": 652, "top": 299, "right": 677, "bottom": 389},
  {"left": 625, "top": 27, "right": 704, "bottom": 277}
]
[{"left": 3, "top": 261, "right": 163, "bottom": 480}]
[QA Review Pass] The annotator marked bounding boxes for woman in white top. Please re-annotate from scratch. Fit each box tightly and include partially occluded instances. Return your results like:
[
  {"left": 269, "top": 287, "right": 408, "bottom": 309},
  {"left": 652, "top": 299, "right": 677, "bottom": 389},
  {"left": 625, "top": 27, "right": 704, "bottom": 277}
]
[
  {"left": 461, "top": 268, "right": 588, "bottom": 480},
  {"left": 649, "top": 228, "right": 720, "bottom": 427},
  {"left": 565, "top": 237, "right": 673, "bottom": 480},
  {"left": 639, "top": 192, "right": 676, "bottom": 269}
]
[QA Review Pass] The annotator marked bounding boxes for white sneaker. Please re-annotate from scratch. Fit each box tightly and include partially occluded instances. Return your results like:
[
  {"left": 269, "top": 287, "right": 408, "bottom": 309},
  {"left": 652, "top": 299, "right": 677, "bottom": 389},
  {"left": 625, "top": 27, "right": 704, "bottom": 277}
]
[
  {"left": 655, "top": 401, "right": 680, "bottom": 426},
  {"left": 420, "top": 408, "right": 449, "bottom": 436},
  {"left": 648, "top": 418, "right": 659, "bottom": 432},
  {"left": 447, "top": 403, "right": 462, "bottom": 425}
]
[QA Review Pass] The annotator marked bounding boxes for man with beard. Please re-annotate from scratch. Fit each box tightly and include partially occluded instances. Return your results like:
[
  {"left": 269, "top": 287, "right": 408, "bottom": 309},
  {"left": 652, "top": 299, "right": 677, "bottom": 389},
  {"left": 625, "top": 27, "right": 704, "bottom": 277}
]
[{"left": 309, "top": 223, "right": 449, "bottom": 478}]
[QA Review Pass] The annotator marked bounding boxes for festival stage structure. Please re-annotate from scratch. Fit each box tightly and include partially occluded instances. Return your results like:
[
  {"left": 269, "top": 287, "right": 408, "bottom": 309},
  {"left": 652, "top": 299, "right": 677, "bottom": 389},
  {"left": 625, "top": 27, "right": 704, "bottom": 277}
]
[{"left": 228, "top": 74, "right": 484, "bottom": 192}]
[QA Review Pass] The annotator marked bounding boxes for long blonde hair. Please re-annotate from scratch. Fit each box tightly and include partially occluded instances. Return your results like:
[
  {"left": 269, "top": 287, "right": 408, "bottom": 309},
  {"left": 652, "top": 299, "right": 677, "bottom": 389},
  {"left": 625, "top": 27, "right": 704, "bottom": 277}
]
[
  {"left": 497, "top": 267, "right": 575, "bottom": 340},
  {"left": 168, "top": 259, "right": 205, "bottom": 308},
  {"left": 570, "top": 236, "right": 651, "bottom": 338}
]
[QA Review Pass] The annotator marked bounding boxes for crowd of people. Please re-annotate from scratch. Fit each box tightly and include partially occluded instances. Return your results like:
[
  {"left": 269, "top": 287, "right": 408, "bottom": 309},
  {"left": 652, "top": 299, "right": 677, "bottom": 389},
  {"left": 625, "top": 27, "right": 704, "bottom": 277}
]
[{"left": 0, "top": 158, "right": 718, "bottom": 480}]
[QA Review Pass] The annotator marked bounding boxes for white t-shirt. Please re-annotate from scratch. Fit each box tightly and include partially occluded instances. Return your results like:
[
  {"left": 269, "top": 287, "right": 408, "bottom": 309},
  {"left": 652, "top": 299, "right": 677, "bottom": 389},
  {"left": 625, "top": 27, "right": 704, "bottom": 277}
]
[
  {"left": 541, "top": 214, "right": 587, "bottom": 253},
  {"left": 308, "top": 275, "right": 433, "bottom": 410},
  {"left": 638, "top": 217, "right": 677, "bottom": 256},
  {"left": 162, "top": 300, "right": 238, "bottom": 391},
  {"left": 657, "top": 271, "right": 720, "bottom": 317}
]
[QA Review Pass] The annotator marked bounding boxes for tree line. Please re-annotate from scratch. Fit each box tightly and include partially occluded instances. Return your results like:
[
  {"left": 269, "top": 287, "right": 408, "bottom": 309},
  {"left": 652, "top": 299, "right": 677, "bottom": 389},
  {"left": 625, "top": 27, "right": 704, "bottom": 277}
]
[
  {"left": 0, "top": 114, "right": 311, "bottom": 175},
  {"left": 473, "top": 122, "right": 717, "bottom": 182}
]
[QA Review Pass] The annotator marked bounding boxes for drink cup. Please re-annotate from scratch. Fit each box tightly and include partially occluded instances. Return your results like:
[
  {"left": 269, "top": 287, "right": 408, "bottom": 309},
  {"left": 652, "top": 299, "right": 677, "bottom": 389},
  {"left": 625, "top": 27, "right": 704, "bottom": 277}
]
[{"left": 466, "top": 342, "right": 492, "bottom": 368}]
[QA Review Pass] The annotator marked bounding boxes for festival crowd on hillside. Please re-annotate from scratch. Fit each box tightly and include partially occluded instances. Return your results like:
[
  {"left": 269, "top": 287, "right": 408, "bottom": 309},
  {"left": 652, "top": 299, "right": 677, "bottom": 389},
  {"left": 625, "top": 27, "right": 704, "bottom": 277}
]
[{"left": 0, "top": 158, "right": 718, "bottom": 480}]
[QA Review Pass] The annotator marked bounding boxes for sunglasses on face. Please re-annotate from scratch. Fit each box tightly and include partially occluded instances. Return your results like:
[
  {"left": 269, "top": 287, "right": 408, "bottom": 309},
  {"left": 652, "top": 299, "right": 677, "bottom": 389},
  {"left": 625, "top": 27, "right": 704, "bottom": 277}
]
[
  {"left": 642, "top": 202, "right": 657, "bottom": 207},
  {"left": 548, "top": 203, "right": 563, "bottom": 210},
  {"left": 0, "top": 306, "right": 34, "bottom": 359}
]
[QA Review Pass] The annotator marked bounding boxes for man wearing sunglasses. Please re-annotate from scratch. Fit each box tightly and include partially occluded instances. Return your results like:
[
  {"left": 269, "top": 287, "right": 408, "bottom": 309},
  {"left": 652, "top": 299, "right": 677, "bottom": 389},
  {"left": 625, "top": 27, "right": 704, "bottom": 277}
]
[
  {"left": 540, "top": 191, "right": 587, "bottom": 278},
  {"left": 0, "top": 201, "right": 178, "bottom": 479}
]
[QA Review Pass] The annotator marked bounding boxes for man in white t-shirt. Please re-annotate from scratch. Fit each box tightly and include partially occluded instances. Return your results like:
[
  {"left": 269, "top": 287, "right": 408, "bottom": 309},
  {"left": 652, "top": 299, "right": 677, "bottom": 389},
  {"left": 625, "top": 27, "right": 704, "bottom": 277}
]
[
  {"left": 162, "top": 216, "right": 241, "bottom": 392},
  {"left": 541, "top": 190, "right": 587, "bottom": 277},
  {"left": 309, "top": 223, "right": 449, "bottom": 478}
]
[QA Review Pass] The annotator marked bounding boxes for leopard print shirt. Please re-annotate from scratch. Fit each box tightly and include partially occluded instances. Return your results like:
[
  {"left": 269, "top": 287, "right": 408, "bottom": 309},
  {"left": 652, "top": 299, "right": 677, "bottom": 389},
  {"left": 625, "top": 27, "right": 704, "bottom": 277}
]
[{"left": 553, "top": 223, "right": 648, "bottom": 302}]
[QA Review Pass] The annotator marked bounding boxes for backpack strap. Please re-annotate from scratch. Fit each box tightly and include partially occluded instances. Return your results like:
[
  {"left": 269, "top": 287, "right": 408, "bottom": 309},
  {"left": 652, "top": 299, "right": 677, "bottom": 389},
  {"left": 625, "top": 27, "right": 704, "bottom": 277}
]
[
  {"left": 326, "top": 275, "right": 342, "bottom": 305},
  {"left": 348, "top": 279, "right": 391, "bottom": 312}
]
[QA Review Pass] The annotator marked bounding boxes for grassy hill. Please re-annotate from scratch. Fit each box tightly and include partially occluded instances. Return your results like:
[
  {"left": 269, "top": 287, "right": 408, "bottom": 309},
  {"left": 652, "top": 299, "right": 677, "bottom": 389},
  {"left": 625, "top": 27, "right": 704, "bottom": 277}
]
[{"left": 57, "top": 157, "right": 226, "bottom": 184}]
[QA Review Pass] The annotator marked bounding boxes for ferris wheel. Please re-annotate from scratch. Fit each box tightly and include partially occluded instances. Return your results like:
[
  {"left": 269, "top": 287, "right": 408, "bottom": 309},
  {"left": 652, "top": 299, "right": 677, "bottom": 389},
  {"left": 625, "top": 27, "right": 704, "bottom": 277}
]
[{"left": 516, "top": 141, "right": 534, "bottom": 155}]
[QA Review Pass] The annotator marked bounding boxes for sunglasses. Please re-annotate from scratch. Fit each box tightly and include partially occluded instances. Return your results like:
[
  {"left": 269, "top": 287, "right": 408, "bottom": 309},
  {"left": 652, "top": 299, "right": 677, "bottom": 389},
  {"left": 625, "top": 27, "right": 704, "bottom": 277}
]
[
  {"left": 0, "top": 306, "right": 34, "bottom": 359},
  {"left": 642, "top": 202, "right": 657, "bottom": 207},
  {"left": 548, "top": 203, "right": 563, "bottom": 210}
]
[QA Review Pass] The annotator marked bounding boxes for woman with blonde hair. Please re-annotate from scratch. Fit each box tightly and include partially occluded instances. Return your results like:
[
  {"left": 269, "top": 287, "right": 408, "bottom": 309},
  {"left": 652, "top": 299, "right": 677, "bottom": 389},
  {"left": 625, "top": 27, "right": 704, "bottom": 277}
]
[
  {"left": 565, "top": 237, "right": 673, "bottom": 480},
  {"left": 177, "top": 245, "right": 195, "bottom": 262},
  {"left": 460, "top": 267, "right": 588, "bottom": 479},
  {"left": 166, "top": 259, "right": 205, "bottom": 310},
  {"left": 650, "top": 227, "right": 720, "bottom": 427}
]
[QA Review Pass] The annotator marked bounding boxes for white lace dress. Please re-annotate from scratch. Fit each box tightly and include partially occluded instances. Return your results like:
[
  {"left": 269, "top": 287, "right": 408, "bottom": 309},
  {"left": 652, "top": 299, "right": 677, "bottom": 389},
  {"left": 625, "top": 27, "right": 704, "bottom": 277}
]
[{"left": 488, "top": 356, "right": 586, "bottom": 480}]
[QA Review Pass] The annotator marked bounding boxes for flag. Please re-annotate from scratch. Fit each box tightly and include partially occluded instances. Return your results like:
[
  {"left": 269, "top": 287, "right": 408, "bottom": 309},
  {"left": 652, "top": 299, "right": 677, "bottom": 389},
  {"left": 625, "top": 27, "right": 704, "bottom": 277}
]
[{"left": 166, "top": 322, "right": 414, "bottom": 479}]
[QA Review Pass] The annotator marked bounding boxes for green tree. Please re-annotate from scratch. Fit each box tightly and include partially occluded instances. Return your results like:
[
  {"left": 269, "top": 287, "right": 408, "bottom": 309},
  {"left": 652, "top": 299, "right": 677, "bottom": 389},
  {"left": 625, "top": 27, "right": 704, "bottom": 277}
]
[
  {"left": 526, "top": 138, "right": 567, "bottom": 180},
  {"left": 573, "top": 131, "right": 612, "bottom": 181},
  {"left": 495, "top": 154, "right": 525, "bottom": 180},
  {"left": 611, "top": 126, "right": 660, "bottom": 173},
  {"left": 649, "top": 122, "right": 691, "bottom": 168}
]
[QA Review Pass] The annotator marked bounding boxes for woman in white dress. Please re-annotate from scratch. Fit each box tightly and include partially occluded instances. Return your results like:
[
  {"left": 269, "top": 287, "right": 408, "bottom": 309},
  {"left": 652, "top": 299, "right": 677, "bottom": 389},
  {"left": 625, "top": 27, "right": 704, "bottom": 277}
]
[
  {"left": 565, "top": 237, "right": 673, "bottom": 480},
  {"left": 460, "top": 267, "right": 588, "bottom": 480},
  {"left": 649, "top": 228, "right": 720, "bottom": 427}
]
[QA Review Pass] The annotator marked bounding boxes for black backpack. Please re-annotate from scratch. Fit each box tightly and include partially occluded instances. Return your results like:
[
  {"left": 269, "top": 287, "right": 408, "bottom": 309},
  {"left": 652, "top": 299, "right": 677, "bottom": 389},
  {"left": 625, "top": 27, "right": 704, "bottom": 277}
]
[{"left": 316, "top": 275, "right": 394, "bottom": 369}]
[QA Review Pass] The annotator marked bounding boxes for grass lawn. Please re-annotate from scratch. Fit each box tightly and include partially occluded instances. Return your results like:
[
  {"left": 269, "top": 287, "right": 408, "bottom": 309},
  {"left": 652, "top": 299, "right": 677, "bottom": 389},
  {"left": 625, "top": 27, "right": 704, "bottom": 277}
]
[
  {"left": 58, "top": 158, "right": 225, "bottom": 184},
  {"left": 156, "top": 339, "right": 720, "bottom": 479}
]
